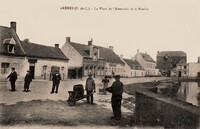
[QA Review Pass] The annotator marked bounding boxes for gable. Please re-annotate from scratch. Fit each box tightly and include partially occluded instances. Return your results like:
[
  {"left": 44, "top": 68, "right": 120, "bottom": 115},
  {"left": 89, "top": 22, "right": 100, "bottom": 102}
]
[
  {"left": 0, "top": 26, "right": 25, "bottom": 56},
  {"left": 69, "top": 42, "right": 124, "bottom": 65},
  {"left": 139, "top": 53, "right": 155, "bottom": 63}
]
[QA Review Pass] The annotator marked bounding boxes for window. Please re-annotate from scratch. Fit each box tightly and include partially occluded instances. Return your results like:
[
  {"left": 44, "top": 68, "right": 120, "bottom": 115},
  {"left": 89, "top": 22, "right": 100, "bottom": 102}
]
[
  {"left": 8, "top": 44, "right": 14, "bottom": 53},
  {"left": 1, "top": 63, "right": 10, "bottom": 74},
  {"left": 3, "top": 38, "right": 16, "bottom": 53}
]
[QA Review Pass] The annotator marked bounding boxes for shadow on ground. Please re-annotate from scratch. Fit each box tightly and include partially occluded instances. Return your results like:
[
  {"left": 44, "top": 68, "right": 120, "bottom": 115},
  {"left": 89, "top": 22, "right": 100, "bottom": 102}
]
[{"left": 0, "top": 99, "right": 133, "bottom": 127}]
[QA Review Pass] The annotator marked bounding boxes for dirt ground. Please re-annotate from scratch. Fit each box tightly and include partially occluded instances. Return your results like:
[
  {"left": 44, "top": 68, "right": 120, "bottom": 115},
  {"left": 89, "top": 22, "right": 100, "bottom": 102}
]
[{"left": 0, "top": 77, "right": 167, "bottom": 128}]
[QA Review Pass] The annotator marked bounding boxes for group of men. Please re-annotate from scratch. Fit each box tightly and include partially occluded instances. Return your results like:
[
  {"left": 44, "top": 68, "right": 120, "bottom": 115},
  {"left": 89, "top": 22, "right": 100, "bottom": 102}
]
[
  {"left": 5, "top": 68, "right": 32, "bottom": 92},
  {"left": 5, "top": 68, "right": 124, "bottom": 121},
  {"left": 85, "top": 74, "right": 124, "bottom": 121},
  {"left": 5, "top": 68, "right": 61, "bottom": 94}
]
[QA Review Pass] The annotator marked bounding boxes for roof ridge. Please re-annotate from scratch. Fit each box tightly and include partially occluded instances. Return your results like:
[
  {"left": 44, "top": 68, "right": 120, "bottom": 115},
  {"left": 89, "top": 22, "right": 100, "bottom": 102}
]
[
  {"left": 21, "top": 40, "right": 55, "bottom": 48},
  {"left": 0, "top": 26, "right": 10, "bottom": 29}
]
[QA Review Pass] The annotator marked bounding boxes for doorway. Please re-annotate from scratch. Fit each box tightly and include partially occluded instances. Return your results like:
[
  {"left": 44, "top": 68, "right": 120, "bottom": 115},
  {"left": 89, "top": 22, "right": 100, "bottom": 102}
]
[
  {"left": 178, "top": 71, "right": 182, "bottom": 77},
  {"left": 29, "top": 64, "right": 35, "bottom": 79}
]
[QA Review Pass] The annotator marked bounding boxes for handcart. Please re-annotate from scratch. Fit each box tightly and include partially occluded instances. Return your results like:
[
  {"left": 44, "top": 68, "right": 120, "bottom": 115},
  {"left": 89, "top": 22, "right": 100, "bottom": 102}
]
[{"left": 67, "top": 84, "right": 87, "bottom": 106}]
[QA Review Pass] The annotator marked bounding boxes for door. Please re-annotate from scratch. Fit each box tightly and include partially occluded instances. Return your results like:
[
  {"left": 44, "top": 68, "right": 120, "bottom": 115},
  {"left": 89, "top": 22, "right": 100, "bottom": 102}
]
[
  {"left": 178, "top": 71, "right": 182, "bottom": 77},
  {"left": 29, "top": 63, "right": 35, "bottom": 79}
]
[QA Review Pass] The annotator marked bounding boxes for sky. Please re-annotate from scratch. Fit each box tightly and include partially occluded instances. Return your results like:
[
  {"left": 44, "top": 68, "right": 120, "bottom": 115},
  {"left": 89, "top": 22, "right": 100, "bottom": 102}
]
[{"left": 0, "top": 0, "right": 200, "bottom": 62}]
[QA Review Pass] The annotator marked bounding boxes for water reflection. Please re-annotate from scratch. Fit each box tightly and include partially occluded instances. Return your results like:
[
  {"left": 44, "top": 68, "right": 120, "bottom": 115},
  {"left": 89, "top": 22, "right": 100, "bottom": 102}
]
[
  {"left": 176, "top": 82, "right": 200, "bottom": 106},
  {"left": 157, "top": 81, "right": 200, "bottom": 106},
  {"left": 157, "top": 82, "right": 180, "bottom": 97}
]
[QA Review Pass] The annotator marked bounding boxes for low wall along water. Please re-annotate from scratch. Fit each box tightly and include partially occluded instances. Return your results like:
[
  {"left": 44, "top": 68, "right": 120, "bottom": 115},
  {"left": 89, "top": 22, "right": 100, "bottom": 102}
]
[{"left": 135, "top": 90, "right": 200, "bottom": 128}]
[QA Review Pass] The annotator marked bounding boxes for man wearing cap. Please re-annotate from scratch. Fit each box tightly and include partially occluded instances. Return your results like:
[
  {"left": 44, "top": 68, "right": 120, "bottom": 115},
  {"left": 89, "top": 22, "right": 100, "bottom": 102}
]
[
  {"left": 23, "top": 70, "right": 32, "bottom": 92},
  {"left": 51, "top": 71, "right": 61, "bottom": 94},
  {"left": 6, "top": 68, "right": 18, "bottom": 91},
  {"left": 85, "top": 74, "right": 96, "bottom": 104},
  {"left": 106, "top": 75, "right": 124, "bottom": 120}
]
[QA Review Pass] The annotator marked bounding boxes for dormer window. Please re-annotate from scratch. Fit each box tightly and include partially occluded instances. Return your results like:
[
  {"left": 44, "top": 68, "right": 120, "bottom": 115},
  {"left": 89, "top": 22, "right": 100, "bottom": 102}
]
[
  {"left": 3, "top": 38, "right": 16, "bottom": 53},
  {"left": 93, "top": 47, "right": 99, "bottom": 61}
]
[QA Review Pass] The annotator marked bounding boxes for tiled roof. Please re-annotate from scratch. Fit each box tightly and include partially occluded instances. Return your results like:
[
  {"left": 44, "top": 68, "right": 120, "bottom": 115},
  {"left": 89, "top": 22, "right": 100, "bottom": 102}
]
[
  {"left": 139, "top": 52, "right": 155, "bottom": 63},
  {"left": 0, "top": 26, "right": 25, "bottom": 56},
  {"left": 97, "top": 46, "right": 124, "bottom": 64},
  {"left": 157, "top": 51, "right": 186, "bottom": 57},
  {"left": 69, "top": 42, "right": 90, "bottom": 56},
  {"left": 124, "top": 59, "right": 135, "bottom": 68},
  {"left": 124, "top": 59, "right": 143, "bottom": 70},
  {"left": 177, "top": 59, "right": 186, "bottom": 65},
  {"left": 21, "top": 41, "right": 69, "bottom": 61},
  {"left": 132, "top": 60, "right": 142, "bottom": 66},
  {"left": 69, "top": 42, "right": 124, "bottom": 64}
]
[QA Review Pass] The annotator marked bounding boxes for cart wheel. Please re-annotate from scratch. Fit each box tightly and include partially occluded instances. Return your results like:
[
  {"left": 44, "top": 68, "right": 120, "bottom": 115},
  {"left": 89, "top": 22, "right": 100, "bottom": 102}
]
[
  {"left": 67, "top": 95, "right": 76, "bottom": 106},
  {"left": 68, "top": 100, "right": 76, "bottom": 106}
]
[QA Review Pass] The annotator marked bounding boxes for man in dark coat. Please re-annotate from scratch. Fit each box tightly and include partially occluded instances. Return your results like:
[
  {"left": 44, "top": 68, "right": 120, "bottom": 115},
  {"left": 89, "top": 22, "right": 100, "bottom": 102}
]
[
  {"left": 106, "top": 75, "right": 124, "bottom": 120},
  {"left": 6, "top": 68, "right": 18, "bottom": 91},
  {"left": 23, "top": 70, "right": 32, "bottom": 92},
  {"left": 51, "top": 71, "right": 61, "bottom": 94}
]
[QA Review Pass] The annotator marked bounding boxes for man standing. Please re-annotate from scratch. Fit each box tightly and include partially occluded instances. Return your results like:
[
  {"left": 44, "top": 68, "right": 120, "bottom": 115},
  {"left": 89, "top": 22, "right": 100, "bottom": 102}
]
[
  {"left": 102, "top": 76, "right": 110, "bottom": 95},
  {"left": 85, "top": 74, "right": 96, "bottom": 104},
  {"left": 23, "top": 70, "right": 32, "bottom": 92},
  {"left": 6, "top": 68, "right": 18, "bottom": 91},
  {"left": 51, "top": 71, "right": 61, "bottom": 94},
  {"left": 106, "top": 75, "right": 124, "bottom": 120}
]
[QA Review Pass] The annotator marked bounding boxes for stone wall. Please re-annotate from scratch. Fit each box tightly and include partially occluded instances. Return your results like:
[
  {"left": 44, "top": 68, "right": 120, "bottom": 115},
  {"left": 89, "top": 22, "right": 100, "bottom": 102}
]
[{"left": 135, "top": 90, "right": 200, "bottom": 128}]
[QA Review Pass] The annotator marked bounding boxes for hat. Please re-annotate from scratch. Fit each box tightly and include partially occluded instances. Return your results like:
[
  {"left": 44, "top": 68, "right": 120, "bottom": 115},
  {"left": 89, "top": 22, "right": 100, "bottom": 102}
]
[
  {"left": 114, "top": 75, "right": 120, "bottom": 78},
  {"left": 11, "top": 68, "right": 15, "bottom": 70}
]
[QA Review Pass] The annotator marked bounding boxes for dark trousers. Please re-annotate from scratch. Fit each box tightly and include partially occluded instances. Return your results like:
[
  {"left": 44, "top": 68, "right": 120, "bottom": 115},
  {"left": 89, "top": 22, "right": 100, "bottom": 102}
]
[
  {"left": 111, "top": 97, "right": 122, "bottom": 119},
  {"left": 86, "top": 91, "right": 93, "bottom": 104},
  {"left": 24, "top": 81, "right": 31, "bottom": 90},
  {"left": 51, "top": 82, "right": 60, "bottom": 93},
  {"left": 10, "top": 81, "right": 16, "bottom": 91}
]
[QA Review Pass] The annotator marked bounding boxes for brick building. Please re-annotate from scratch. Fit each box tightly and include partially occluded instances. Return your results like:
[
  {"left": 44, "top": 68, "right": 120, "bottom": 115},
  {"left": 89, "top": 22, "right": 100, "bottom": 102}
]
[
  {"left": 156, "top": 51, "right": 187, "bottom": 77},
  {"left": 61, "top": 37, "right": 125, "bottom": 78}
]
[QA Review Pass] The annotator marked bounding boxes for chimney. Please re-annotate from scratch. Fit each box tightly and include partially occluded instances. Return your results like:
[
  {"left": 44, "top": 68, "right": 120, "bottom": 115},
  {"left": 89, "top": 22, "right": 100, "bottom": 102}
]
[
  {"left": 88, "top": 41, "right": 92, "bottom": 46},
  {"left": 109, "top": 46, "right": 114, "bottom": 51},
  {"left": 137, "top": 49, "right": 139, "bottom": 53},
  {"left": 55, "top": 44, "right": 59, "bottom": 48},
  {"left": 10, "top": 21, "right": 16, "bottom": 32},
  {"left": 66, "top": 37, "right": 70, "bottom": 43},
  {"left": 157, "top": 51, "right": 159, "bottom": 54}
]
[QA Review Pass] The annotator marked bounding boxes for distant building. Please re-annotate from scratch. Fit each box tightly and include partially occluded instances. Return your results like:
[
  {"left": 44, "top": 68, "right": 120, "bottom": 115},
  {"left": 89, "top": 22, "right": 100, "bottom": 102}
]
[
  {"left": 61, "top": 37, "right": 125, "bottom": 78},
  {"left": 187, "top": 57, "right": 200, "bottom": 77},
  {"left": 0, "top": 21, "right": 69, "bottom": 80},
  {"left": 120, "top": 55, "right": 145, "bottom": 77},
  {"left": 170, "top": 59, "right": 187, "bottom": 77},
  {"left": 133, "top": 50, "right": 159, "bottom": 76},
  {"left": 156, "top": 51, "right": 187, "bottom": 77}
]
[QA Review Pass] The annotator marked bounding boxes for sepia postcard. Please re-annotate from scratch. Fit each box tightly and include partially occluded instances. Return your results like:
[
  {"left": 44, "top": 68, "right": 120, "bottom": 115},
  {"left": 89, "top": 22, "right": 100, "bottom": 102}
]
[{"left": 0, "top": 0, "right": 200, "bottom": 129}]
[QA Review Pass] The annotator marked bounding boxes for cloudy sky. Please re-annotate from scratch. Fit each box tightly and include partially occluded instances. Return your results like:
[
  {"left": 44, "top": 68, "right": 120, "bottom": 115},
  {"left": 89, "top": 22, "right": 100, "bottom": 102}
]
[{"left": 1, "top": 0, "right": 200, "bottom": 62}]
